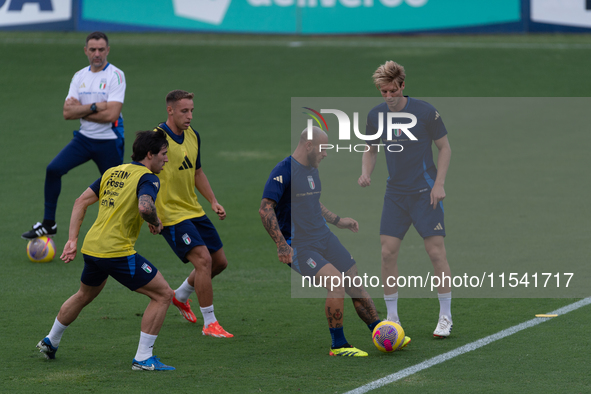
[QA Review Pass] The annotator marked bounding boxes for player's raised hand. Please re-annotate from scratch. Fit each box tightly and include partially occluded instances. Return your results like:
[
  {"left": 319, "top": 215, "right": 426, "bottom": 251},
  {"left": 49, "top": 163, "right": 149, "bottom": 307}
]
[
  {"left": 358, "top": 174, "right": 371, "bottom": 187},
  {"left": 277, "top": 242, "right": 293, "bottom": 264},
  {"left": 60, "top": 239, "right": 78, "bottom": 263},
  {"left": 337, "top": 217, "right": 359, "bottom": 233},
  {"left": 430, "top": 183, "right": 446, "bottom": 209},
  {"left": 212, "top": 202, "right": 226, "bottom": 220}
]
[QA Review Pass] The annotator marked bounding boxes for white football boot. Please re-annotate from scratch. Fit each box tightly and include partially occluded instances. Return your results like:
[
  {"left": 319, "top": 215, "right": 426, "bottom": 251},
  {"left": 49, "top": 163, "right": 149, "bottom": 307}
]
[{"left": 433, "top": 315, "right": 453, "bottom": 338}]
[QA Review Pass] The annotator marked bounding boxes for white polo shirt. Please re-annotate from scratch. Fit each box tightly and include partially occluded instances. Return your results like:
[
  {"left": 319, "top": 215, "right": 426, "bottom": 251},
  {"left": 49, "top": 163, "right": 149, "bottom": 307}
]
[{"left": 66, "top": 62, "right": 126, "bottom": 140}]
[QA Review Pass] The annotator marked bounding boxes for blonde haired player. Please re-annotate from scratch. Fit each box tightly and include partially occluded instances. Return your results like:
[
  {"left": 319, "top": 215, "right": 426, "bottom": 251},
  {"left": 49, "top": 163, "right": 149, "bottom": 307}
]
[{"left": 359, "top": 61, "right": 453, "bottom": 338}]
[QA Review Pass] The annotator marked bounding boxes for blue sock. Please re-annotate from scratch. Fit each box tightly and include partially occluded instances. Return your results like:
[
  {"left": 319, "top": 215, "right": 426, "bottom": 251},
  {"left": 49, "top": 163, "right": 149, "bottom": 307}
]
[
  {"left": 368, "top": 320, "right": 381, "bottom": 332},
  {"left": 329, "top": 327, "right": 348, "bottom": 348}
]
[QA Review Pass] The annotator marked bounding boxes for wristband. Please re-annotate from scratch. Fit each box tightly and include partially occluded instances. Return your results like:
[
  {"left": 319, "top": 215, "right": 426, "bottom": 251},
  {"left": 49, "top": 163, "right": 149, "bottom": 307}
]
[{"left": 332, "top": 215, "right": 341, "bottom": 225}]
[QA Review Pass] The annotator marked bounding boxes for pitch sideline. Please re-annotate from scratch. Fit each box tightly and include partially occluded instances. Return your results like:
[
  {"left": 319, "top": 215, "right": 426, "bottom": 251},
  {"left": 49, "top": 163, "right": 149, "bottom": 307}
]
[
  {"left": 344, "top": 297, "right": 591, "bottom": 394},
  {"left": 2, "top": 37, "right": 591, "bottom": 50}
]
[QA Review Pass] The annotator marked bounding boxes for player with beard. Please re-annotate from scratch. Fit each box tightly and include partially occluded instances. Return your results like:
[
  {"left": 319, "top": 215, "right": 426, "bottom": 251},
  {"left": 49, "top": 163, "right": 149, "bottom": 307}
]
[{"left": 260, "top": 126, "right": 410, "bottom": 356}]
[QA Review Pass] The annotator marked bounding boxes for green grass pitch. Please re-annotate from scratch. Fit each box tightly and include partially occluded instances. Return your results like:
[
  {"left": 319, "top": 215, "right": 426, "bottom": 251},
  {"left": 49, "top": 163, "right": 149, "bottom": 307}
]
[{"left": 1, "top": 32, "right": 590, "bottom": 393}]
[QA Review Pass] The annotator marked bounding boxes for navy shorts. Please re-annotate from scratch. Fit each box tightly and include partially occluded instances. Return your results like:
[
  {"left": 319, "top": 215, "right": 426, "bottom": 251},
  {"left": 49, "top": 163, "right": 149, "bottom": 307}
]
[
  {"left": 81, "top": 253, "right": 158, "bottom": 291},
  {"left": 161, "top": 216, "right": 223, "bottom": 263},
  {"left": 291, "top": 232, "right": 356, "bottom": 277},
  {"left": 380, "top": 191, "right": 445, "bottom": 240},
  {"left": 50, "top": 131, "right": 124, "bottom": 175}
]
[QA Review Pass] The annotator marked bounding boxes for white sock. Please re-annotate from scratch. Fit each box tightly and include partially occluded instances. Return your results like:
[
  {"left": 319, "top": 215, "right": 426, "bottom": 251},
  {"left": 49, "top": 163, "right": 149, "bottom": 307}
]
[
  {"left": 200, "top": 305, "right": 216, "bottom": 327},
  {"left": 174, "top": 278, "right": 194, "bottom": 303},
  {"left": 134, "top": 332, "right": 157, "bottom": 362},
  {"left": 47, "top": 317, "right": 68, "bottom": 347},
  {"left": 438, "top": 292, "right": 452, "bottom": 321},
  {"left": 384, "top": 292, "right": 399, "bottom": 322}
]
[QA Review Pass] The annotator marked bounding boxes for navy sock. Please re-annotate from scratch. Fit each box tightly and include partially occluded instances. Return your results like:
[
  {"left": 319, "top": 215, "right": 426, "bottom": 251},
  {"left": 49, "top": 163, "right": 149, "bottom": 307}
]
[
  {"left": 42, "top": 219, "right": 56, "bottom": 228},
  {"left": 329, "top": 327, "right": 348, "bottom": 348},
  {"left": 368, "top": 320, "right": 381, "bottom": 332}
]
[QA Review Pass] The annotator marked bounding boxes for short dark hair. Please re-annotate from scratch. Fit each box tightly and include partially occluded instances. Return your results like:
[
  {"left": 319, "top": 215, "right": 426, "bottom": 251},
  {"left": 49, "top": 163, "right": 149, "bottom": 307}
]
[
  {"left": 86, "top": 31, "right": 109, "bottom": 46},
  {"left": 131, "top": 130, "right": 168, "bottom": 161},
  {"left": 166, "top": 90, "right": 194, "bottom": 106}
]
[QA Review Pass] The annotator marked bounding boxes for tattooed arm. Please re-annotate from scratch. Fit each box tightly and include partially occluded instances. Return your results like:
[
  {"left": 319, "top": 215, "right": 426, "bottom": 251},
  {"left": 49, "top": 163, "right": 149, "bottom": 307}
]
[
  {"left": 61, "top": 187, "right": 99, "bottom": 263},
  {"left": 319, "top": 203, "right": 359, "bottom": 233},
  {"left": 259, "top": 198, "right": 292, "bottom": 264},
  {"left": 139, "top": 194, "right": 163, "bottom": 235}
]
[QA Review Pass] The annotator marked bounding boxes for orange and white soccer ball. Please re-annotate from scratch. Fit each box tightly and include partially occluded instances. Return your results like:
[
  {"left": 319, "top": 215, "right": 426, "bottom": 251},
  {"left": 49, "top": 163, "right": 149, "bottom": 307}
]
[
  {"left": 372, "top": 321, "right": 405, "bottom": 353},
  {"left": 26, "top": 236, "right": 56, "bottom": 263}
]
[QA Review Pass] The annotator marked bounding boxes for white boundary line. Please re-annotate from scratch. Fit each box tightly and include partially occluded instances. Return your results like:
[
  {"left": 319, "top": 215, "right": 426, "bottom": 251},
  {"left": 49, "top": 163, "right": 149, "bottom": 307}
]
[{"left": 345, "top": 297, "right": 591, "bottom": 394}]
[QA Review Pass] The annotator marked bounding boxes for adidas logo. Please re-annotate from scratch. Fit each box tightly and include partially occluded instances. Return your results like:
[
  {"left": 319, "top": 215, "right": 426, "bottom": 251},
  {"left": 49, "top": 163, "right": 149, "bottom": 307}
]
[
  {"left": 178, "top": 155, "right": 193, "bottom": 171},
  {"left": 273, "top": 175, "right": 283, "bottom": 184},
  {"left": 434, "top": 223, "right": 443, "bottom": 231}
]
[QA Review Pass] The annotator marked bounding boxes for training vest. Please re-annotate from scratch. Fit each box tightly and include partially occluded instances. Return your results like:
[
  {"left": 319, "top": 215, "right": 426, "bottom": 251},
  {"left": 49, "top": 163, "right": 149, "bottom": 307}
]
[
  {"left": 82, "top": 163, "right": 152, "bottom": 258},
  {"left": 154, "top": 125, "right": 205, "bottom": 226}
]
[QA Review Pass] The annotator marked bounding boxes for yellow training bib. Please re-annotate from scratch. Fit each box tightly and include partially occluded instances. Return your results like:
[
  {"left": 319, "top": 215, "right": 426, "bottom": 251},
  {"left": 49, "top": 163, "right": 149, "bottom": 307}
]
[
  {"left": 154, "top": 125, "right": 205, "bottom": 226},
  {"left": 82, "top": 163, "right": 152, "bottom": 258}
]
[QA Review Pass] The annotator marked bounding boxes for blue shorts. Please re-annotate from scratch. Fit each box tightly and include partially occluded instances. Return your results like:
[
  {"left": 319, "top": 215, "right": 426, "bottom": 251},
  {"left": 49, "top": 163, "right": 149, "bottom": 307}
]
[
  {"left": 81, "top": 253, "right": 158, "bottom": 291},
  {"left": 380, "top": 191, "right": 445, "bottom": 240},
  {"left": 161, "top": 216, "right": 223, "bottom": 263},
  {"left": 291, "top": 232, "right": 356, "bottom": 277}
]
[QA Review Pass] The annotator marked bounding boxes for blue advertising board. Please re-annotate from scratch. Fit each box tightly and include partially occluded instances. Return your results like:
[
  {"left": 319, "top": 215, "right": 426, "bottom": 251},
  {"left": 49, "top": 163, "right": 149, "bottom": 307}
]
[
  {"left": 78, "top": 0, "right": 521, "bottom": 34},
  {"left": 0, "top": 0, "right": 75, "bottom": 31},
  {"left": 2, "top": 1, "right": 590, "bottom": 34}
]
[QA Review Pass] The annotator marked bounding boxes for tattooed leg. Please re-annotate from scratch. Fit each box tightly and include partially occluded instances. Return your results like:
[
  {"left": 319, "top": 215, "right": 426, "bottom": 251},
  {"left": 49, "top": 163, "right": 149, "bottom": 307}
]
[
  {"left": 326, "top": 303, "right": 344, "bottom": 328},
  {"left": 344, "top": 265, "right": 379, "bottom": 325},
  {"left": 351, "top": 297, "right": 379, "bottom": 325},
  {"left": 316, "top": 263, "right": 346, "bottom": 328}
]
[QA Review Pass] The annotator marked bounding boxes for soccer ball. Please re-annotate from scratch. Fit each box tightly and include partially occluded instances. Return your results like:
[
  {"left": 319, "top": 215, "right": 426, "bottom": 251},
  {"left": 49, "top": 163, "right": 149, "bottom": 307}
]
[
  {"left": 372, "top": 321, "right": 405, "bottom": 353},
  {"left": 26, "top": 236, "right": 56, "bottom": 263}
]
